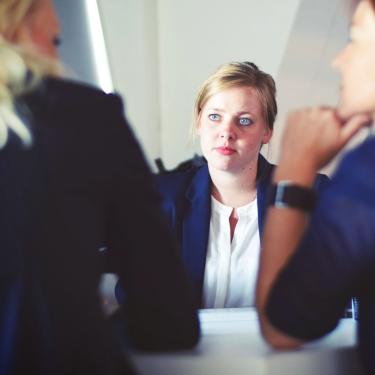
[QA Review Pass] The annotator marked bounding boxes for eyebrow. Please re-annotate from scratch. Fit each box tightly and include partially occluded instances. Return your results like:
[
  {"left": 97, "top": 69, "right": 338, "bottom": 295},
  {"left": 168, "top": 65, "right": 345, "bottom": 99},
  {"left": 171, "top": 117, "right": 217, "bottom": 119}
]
[
  {"left": 207, "top": 108, "right": 254, "bottom": 116},
  {"left": 207, "top": 108, "right": 224, "bottom": 112},
  {"left": 236, "top": 111, "right": 253, "bottom": 116}
]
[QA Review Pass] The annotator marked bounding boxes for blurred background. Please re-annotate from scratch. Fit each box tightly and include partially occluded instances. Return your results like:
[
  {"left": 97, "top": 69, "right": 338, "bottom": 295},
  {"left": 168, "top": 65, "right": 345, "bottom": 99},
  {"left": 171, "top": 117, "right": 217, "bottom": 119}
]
[{"left": 54, "top": 0, "right": 354, "bottom": 174}]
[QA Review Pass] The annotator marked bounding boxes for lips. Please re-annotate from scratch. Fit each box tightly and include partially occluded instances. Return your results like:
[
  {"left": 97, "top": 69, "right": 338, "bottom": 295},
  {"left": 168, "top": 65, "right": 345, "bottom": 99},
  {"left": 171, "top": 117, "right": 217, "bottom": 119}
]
[{"left": 215, "top": 146, "right": 236, "bottom": 155}]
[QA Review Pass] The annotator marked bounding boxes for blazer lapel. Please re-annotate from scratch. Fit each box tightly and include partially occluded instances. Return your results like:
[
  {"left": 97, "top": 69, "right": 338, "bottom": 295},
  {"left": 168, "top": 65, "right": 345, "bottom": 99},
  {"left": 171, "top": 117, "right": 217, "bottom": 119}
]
[
  {"left": 180, "top": 157, "right": 274, "bottom": 305},
  {"left": 256, "top": 155, "right": 274, "bottom": 238},
  {"left": 182, "top": 165, "right": 211, "bottom": 306}
]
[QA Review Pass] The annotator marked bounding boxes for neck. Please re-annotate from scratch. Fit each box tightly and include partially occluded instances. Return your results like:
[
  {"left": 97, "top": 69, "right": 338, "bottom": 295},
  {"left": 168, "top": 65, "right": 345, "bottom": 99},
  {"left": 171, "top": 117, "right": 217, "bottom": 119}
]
[{"left": 209, "top": 162, "right": 258, "bottom": 208}]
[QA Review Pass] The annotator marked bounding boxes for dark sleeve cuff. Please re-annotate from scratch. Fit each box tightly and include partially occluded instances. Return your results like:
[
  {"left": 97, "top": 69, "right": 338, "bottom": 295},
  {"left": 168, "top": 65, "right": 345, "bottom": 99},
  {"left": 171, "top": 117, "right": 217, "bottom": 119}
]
[{"left": 266, "top": 277, "right": 340, "bottom": 341}]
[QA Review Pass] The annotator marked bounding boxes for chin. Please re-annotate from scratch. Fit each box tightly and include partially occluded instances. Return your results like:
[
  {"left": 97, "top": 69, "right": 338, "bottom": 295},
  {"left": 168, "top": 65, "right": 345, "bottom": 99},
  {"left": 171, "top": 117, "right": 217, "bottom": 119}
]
[
  {"left": 336, "top": 106, "right": 351, "bottom": 121},
  {"left": 212, "top": 162, "right": 233, "bottom": 172},
  {"left": 207, "top": 159, "right": 234, "bottom": 172},
  {"left": 338, "top": 96, "right": 375, "bottom": 121},
  {"left": 337, "top": 101, "right": 362, "bottom": 121}
]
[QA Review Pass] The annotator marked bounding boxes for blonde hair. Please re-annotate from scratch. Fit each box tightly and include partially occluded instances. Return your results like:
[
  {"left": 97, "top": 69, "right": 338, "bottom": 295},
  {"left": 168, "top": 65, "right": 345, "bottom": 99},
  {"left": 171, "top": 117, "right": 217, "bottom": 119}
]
[
  {"left": 192, "top": 61, "right": 277, "bottom": 137},
  {"left": 0, "top": 0, "right": 63, "bottom": 148}
]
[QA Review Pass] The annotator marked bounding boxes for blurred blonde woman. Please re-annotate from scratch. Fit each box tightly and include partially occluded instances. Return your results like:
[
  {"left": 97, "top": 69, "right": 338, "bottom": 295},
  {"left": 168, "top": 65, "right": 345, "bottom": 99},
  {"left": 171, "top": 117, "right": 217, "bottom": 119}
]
[
  {"left": 0, "top": 0, "right": 62, "bottom": 148},
  {"left": 156, "top": 61, "right": 328, "bottom": 308},
  {"left": 0, "top": 1, "right": 198, "bottom": 374}
]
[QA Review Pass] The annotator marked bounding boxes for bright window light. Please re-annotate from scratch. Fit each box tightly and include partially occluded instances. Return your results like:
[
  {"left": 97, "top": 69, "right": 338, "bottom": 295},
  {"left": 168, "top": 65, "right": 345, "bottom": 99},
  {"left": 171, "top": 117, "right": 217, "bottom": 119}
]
[{"left": 84, "top": 0, "right": 114, "bottom": 93}]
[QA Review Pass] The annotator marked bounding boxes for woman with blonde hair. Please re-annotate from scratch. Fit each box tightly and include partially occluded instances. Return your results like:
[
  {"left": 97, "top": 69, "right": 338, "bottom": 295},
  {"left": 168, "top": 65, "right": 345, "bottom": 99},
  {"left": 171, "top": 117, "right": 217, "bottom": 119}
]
[
  {"left": 156, "top": 61, "right": 328, "bottom": 308},
  {"left": 256, "top": 0, "right": 375, "bottom": 373},
  {"left": 0, "top": 1, "right": 199, "bottom": 374}
]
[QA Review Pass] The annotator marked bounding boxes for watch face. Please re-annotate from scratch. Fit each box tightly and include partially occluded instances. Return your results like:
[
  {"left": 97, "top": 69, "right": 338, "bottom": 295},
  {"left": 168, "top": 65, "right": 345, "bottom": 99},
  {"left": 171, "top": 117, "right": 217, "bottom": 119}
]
[
  {"left": 270, "top": 182, "right": 316, "bottom": 211},
  {"left": 274, "top": 181, "right": 290, "bottom": 208}
]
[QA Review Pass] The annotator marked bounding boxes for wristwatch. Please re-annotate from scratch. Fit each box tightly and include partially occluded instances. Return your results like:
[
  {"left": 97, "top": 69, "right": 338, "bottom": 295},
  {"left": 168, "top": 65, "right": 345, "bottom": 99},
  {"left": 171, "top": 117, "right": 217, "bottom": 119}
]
[{"left": 267, "top": 180, "right": 316, "bottom": 211}]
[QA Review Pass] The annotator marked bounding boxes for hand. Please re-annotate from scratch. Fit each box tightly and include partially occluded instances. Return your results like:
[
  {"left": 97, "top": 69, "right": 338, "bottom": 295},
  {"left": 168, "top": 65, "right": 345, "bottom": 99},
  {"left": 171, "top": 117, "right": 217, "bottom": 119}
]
[{"left": 280, "top": 107, "right": 371, "bottom": 171}]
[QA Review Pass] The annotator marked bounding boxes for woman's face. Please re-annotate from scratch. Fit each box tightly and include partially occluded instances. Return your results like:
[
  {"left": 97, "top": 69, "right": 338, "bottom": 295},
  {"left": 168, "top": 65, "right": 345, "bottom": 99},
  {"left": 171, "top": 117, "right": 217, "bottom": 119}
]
[
  {"left": 198, "top": 85, "right": 272, "bottom": 174},
  {"left": 16, "top": 0, "right": 60, "bottom": 58},
  {"left": 333, "top": 0, "right": 375, "bottom": 119}
]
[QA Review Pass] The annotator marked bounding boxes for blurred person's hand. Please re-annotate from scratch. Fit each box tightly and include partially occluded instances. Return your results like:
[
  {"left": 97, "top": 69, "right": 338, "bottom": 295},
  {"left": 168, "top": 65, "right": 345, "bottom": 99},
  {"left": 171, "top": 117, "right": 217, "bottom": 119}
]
[{"left": 280, "top": 107, "right": 371, "bottom": 171}]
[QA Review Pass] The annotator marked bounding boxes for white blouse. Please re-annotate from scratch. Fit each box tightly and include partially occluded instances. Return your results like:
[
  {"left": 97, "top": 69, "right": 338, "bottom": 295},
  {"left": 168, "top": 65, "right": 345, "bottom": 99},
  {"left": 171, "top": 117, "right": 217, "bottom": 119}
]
[{"left": 202, "top": 196, "right": 260, "bottom": 308}]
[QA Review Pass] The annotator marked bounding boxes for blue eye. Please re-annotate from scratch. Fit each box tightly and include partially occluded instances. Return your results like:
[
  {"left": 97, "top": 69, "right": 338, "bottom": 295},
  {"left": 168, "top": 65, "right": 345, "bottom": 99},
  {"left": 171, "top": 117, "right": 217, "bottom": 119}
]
[
  {"left": 239, "top": 118, "right": 253, "bottom": 126},
  {"left": 208, "top": 114, "right": 220, "bottom": 121}
]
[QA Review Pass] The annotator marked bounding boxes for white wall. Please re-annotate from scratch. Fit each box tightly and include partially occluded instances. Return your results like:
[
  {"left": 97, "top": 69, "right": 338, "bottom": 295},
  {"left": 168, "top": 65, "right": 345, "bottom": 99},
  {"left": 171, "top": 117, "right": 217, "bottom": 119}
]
[
  {"left": 98, "top": 0, "right": 161, "bottom": 164},
  {"left": 54, "top": 0, "right": 99, "bottom": 86},
  {"left": 157, "top": 0, "right": 301, "bottom": 169},
  {"left": 97, "top": 0, "right": 301, "bottom": 169},
  {"left": 97, "top": 0, "right": 354, "bottom": 173}
]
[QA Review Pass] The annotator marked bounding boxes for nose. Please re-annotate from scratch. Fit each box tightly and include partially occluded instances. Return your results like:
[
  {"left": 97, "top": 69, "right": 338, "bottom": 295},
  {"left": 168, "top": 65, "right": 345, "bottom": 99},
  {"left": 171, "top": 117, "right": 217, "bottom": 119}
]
[{"left": 220, "top": 118, "right": 236, "bottom": 141}]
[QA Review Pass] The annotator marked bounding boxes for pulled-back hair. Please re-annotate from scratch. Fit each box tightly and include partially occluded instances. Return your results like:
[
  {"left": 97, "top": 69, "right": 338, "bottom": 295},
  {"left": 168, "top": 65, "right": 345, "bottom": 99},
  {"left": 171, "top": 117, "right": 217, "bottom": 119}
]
[
  {"left": 0, "top": 0, "right": 62, "bottom": 148},
  {"left": 192, "top": 61, "right": 277, "bottom": 136}
]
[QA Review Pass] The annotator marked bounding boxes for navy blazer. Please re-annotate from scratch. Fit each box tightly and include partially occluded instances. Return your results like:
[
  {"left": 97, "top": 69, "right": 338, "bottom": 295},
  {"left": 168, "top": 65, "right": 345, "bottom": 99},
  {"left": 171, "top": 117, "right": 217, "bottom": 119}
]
[
  {"left": 156, "top": 155, "right": 329, "bottom": 307},
  {"left": 0, "top": 78, "right": 199, "bottom": 375}
]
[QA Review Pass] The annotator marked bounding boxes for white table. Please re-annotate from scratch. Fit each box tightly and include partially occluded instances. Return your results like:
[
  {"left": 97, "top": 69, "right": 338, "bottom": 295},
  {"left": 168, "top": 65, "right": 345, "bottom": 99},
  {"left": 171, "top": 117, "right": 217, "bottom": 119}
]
[{"left": 131, "top": 308, "right": 364, "bottom": 375}]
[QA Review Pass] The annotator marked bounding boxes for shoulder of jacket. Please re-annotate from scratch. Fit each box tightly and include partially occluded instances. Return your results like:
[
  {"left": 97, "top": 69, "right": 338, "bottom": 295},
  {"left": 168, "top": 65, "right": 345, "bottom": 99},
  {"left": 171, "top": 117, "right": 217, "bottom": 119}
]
[
  {"left": 30, "top": 77, "right": 123, "bottom": 111},
  {"left": 155, "top": 166, "right": 203, "bottom": 201}
]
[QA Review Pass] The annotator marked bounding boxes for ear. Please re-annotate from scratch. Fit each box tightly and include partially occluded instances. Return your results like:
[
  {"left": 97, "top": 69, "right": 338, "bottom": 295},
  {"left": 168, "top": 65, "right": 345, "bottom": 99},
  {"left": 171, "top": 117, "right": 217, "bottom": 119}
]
[{"left": 262, "top": 127, "right": 273, "bottom": 145}]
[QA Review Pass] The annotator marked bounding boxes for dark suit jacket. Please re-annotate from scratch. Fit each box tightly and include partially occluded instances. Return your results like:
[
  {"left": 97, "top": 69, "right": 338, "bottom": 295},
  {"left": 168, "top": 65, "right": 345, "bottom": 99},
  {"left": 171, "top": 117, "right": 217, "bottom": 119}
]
[
  {"left": 0, "top": 78, "right": 199, "bottom": 375},
  {"left": 156, "top": 155, "right": 329, "bottom": 307}
]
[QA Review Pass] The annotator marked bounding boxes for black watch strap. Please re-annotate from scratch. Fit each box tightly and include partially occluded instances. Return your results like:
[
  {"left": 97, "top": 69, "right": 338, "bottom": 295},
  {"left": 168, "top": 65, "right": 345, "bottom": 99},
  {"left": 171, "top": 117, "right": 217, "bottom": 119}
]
[{"left": 267, "top": 181, "right": 316, "bottom": 211}]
